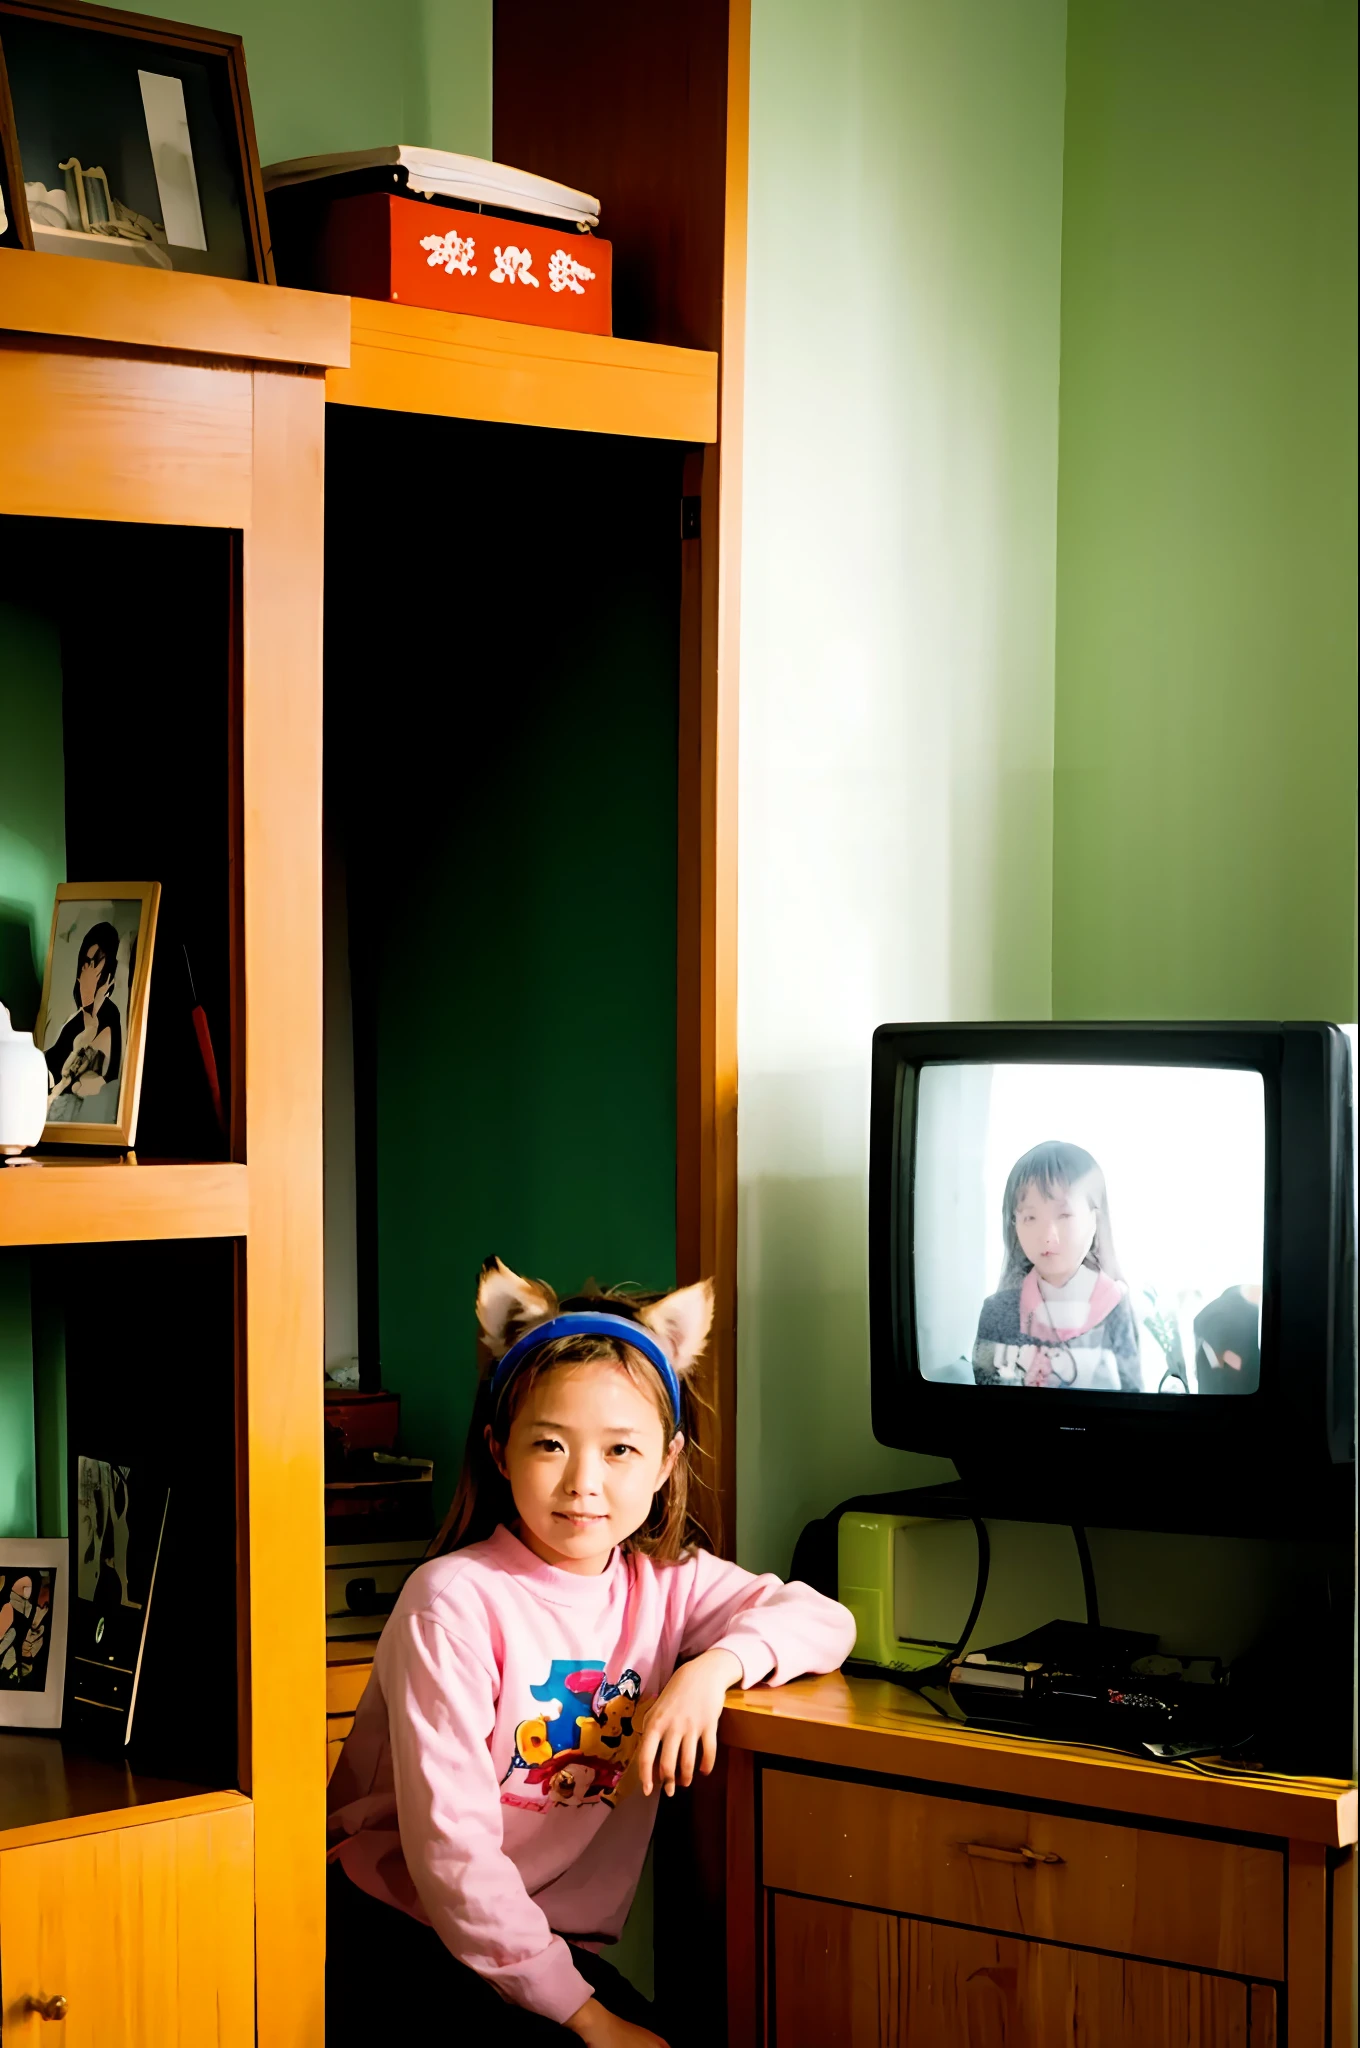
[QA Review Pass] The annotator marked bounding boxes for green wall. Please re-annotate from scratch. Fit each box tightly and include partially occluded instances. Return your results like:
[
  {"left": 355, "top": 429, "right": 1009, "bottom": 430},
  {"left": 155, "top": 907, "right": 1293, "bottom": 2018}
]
[
  {"left": 0, "top": 583, "right": 64, "bottom": 1546},
  {"left": 326, "top": 413, "right": 681, "bottom": 1506},
  {"left": 735, "top": 0, "right": 1356, "bottom": 1672},
  {"left": 170, "top": 0, "right": 491, "bottom": 166},
  {"left": 0, "top": 596, "right": 64, "bottom": 1033},
  {"left": 1053, "top": 0, "right": 1358, "bottom": 1021},
  {"left": 737, "top": 0, "right": 1070, "bottom": 1576}
]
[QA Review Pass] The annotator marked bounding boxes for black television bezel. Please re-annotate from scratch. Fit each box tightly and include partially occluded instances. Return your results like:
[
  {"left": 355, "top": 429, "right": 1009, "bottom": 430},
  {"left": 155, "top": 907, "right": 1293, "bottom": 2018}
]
[{"left": 869, "top": 1021, "right": 1355, "bottom": 1536}]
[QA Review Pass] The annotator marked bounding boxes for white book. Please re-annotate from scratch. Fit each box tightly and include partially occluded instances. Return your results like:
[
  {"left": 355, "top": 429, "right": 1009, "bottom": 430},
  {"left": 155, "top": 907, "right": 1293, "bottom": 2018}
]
[{"left": 261, "top": 145, "right": 600, "bottom": 228}]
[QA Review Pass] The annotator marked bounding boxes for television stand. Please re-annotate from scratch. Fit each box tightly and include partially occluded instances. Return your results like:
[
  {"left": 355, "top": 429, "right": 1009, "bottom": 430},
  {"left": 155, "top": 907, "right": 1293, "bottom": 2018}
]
[{"left": 667, "top": 1670, "right": 1358, "bottom": 2048}]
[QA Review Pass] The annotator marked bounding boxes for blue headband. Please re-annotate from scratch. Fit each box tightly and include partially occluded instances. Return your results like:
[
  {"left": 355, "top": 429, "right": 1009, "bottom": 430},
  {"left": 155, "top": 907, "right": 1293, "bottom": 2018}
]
[{"left": 489, "top": 1312, "right": 682, "bottom": 1427}]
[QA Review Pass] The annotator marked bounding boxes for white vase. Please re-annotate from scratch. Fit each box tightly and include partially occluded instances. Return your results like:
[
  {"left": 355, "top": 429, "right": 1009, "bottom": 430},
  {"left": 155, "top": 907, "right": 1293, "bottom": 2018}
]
[{"left": 0, "top": 1003, "right": 49, "bottom": 1156}]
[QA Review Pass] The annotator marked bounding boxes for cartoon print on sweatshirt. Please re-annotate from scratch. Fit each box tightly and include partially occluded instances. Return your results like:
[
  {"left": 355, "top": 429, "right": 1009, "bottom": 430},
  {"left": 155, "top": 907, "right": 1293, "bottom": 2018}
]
[{"left": 500, "top": 1659, "right": 650, "bottom": 1813}]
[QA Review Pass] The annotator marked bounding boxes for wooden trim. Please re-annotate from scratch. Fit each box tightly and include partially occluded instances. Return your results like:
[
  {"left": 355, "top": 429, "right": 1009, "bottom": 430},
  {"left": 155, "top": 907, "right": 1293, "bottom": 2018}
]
[
  {"left": 0, "top": 1788, "right": 249, "bottom": 1856},
  {"left": 1288, "top": 1838, "right": 1329, "bottom": 2048},
  {"left": 0, "top": 336, "right": 254, "bottom": 527},
  {"left": 0, "top": 248, "right": 349, "bottom": 365},
  {"left": 0, "top": 1159, "right": 249, "bottom": 1247},
  {"left": 719, "top": 1676, "right": 1358, "bottom": 1850},
  {"left": 327, "top": 297, "right": 717, "bottom": 441},
  {"left": 726, "top": 1746, "right": 760, "bottom": 2048},
  {"left": 1331, "top": 1848, "right": 1356, "bottom": 2048},
  {"left": 675, "top": 0, "right": 748, "bottom": 1559},
  {"left": 242, "top": 366, "right": 327, "bottom": 2048}
]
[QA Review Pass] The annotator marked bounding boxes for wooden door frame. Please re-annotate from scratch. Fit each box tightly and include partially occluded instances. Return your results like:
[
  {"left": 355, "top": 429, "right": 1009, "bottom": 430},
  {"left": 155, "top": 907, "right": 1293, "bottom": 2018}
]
[{"left": 495, "top": 0, "right": 750, "bottom": 1555}]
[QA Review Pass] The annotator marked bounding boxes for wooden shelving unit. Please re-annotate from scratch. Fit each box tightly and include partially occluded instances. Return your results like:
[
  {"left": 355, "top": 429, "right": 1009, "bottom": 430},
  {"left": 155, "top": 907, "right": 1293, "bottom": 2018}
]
[
  {"left": 1, "top": 0, "right": 747, "bottom": 2018},
  {"left": 0, "top": 242, "right": 333, "bottom": 2047},
  {"left": 0, "top": 1160, "right": 249, "bottom": 1247}
]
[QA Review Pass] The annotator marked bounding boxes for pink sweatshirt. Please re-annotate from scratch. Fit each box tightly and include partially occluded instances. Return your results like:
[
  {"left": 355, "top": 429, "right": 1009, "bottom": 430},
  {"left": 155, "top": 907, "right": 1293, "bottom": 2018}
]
[{"left": 327, "top": 1524, "right": 855, "bottom": 2022}]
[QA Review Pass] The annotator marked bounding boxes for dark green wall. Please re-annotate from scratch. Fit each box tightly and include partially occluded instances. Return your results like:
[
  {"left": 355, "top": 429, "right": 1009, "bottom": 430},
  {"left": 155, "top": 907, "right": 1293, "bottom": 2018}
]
[
  {"left": 1053, "top": 0, "right": 1358, "bottom": 1020},
  {"left": 327, "top": 411, "right": 681, "bottom": 1503},
  {"left": 0, "top": 573, "right": 65, "bottom": 1542}
]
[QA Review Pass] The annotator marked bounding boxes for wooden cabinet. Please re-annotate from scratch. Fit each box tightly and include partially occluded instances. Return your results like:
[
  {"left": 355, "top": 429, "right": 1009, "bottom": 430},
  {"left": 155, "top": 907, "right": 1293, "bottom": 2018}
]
[
  {"left": 670, "top": 1674, "right": 1356, "bottom": 2048},
  {"left": 0, "top": 1802, "right": 253, "bottom": 2046}
]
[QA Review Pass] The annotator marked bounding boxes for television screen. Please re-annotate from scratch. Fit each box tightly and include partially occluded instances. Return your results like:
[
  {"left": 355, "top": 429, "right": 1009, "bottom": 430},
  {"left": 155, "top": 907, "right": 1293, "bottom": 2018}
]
[{"left": 911, "top": 1062, "right": 1267, "bottom": 1398}]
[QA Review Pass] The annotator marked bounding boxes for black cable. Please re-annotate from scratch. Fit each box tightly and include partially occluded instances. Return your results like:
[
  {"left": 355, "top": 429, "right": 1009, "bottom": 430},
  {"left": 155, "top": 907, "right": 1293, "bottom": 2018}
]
[
  {"left": 954, "top": 1516, "right": 992, "bottom": 1659},
  {"left": 1071, "top": 1524, "right": 1100, "bottom": 1630}
]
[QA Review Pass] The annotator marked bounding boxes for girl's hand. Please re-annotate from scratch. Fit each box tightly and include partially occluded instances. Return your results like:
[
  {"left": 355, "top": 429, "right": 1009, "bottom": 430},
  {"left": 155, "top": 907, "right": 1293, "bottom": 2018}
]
[
  {"left": 565, "top": 1997, "right": 670, "bottom": 2048},
  {"left": 636, "top": 1646, "right": 743, "bottom": 1798}
]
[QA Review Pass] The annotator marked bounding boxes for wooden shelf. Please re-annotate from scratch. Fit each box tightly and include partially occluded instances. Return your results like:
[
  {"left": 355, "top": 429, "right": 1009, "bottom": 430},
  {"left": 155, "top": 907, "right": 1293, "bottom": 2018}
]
[
  {"left": 0, "top": 1158, "right": 248, "bottom": 1248},
  {"left": 0, "top": 1732, "right": 245, "bottom": 1854},
  {"left": 0, "top": 246, "right": 350, "bottom": 368},
  {"left": 721, "top": 1674, "right": 1359, "bottom": 1850},
  {"left": 327, "top": 298, "right": 718, "bottom": 441}
]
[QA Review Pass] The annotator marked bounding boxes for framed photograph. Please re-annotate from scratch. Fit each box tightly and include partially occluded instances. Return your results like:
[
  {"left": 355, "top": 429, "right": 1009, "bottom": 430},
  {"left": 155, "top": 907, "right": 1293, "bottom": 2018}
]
[
  {"left": 66, "top": 1455, "right": 171, "bottom": 1753},
  {"left": 0, "top": 1539, "right": 69, "bottom": 1731},
  {"left": 35, "top": 881, "right": 160, "bottom": 1148},
  {"left": 0, "top": 25, "right": 25, "bottom": 248},
  {"left": 0, "top": 0, "right": 273, "bottom": 281}
]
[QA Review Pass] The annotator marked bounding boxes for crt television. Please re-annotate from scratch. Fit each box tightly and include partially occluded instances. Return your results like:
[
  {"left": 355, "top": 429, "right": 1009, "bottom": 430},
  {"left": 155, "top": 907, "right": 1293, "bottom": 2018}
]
[{"left": 869, "top": 1023, "right": 1356, "bottom": 1536}]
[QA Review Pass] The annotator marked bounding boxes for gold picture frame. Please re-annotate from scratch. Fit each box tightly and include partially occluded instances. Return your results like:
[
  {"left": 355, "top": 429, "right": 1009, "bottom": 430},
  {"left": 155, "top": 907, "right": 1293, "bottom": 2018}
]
[{"left": 34, "top": 881, "right": 161, "bottom": 1149}]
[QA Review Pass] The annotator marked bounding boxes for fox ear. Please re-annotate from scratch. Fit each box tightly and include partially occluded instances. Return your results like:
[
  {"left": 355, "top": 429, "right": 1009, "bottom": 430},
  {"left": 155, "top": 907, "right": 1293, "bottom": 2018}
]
[
  {"left": 640, "top": 1279, "right": 714, "bottom": 1378},
  {"left": 476, "top": 1256, "right": 558, "bottom": 1359}
]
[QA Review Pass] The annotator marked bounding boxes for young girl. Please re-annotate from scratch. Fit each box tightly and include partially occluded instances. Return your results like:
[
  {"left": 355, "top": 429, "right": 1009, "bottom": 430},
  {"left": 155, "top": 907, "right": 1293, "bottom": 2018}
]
[
  {"left": 326, "top": 1257, "right": 855, "bottom": 2046},
  {"left": 971, "top": 1140, "right": 1141, "bottom": 1392}
]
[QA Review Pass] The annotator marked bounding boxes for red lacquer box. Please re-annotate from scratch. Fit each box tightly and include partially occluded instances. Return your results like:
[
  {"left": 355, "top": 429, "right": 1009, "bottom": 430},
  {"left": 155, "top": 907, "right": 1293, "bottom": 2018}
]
[{"left": 313, "top": 191, "right": 612, "bottom": 335}]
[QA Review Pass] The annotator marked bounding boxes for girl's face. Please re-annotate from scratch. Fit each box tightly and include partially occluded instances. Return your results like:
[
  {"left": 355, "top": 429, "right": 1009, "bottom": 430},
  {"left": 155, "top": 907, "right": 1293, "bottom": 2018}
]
[
  {"left": 78, "top": 945, "right": 110, "bottom": 1009},
  {"left": 1014, "top": 1177, "right": 1099, "bottom": 1287},
  {"left": 492, "top": 1359, "right": 681, "bottom": 1575}
]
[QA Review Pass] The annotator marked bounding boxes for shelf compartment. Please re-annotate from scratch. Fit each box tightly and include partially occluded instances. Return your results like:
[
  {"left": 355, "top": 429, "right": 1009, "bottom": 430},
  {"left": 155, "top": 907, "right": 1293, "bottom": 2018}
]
[
  {"left": 0, "top": 1159, "right": 248, "bottom": 1246},
  {"left": 328, "top": 298, "right": 717, "bottom": 441},
  {"left": 0, "top": 246, "right": 349, "bottom": 369},
  {"left": 0, "top": 1733, "right": 245, "bottom": 1854}
]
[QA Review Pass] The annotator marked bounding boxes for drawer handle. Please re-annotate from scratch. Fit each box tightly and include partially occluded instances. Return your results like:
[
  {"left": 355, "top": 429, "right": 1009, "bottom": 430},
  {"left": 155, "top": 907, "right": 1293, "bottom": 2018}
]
[
  {"left": 962, "top": 1842, "right": 1064, "bottom": 1866},
  {"left": 25, "top": 1994, "right": 69, "bottom": 2021}
]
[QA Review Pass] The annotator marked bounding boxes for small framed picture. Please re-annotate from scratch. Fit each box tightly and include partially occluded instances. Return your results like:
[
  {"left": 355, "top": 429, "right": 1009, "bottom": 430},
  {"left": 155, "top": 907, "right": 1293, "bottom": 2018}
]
[
  {"left": 0, "top": 29, "right": 25, "bottom": 249},
  {"left": 0, "top": 1540, "right": 68, "bottom": 1732},
  {"left": 35, "top": 881, "right": 160, "bottom": 1149},
  {"left": 0, "top": 0, "right": 273, "bottom": 281}
]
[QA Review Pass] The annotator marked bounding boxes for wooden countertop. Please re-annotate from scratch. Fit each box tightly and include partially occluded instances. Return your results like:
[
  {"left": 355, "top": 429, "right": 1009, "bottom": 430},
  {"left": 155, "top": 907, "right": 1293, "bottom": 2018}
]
[{"left": 720, "top": 1673, "right": 1358, "bottom": 1849}]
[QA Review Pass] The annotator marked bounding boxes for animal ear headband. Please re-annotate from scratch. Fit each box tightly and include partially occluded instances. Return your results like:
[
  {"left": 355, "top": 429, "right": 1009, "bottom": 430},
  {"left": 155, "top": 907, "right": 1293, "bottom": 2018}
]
[
  {"left": 476, "top": 1257, "right": 714, "bottom": 1434},
  {"left": 490, "top": 1313, "right": 682, "bottom": 1426}
]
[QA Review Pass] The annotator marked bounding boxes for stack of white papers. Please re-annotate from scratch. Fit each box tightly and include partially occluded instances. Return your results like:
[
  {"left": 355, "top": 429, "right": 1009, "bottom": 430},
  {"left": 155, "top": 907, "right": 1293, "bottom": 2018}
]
[{"left": 261, "top": 146, "right": 600, "bottom": 229}]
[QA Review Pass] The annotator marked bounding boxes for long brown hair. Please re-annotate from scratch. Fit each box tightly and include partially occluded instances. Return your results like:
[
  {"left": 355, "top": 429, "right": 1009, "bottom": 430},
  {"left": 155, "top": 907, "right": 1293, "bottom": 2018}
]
[{"left": 429, "top": 1286, "right": 714, "bottom": 1564}]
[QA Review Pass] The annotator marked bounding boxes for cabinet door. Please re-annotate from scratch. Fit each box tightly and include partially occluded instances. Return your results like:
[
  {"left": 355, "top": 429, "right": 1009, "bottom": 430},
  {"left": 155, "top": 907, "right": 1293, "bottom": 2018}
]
[
  {"left": 772, "top": 1894, "right": 901, "bottom": 2047},
  {"left": 772, "top": 1896, "right": 1253, "bottom": 2048},
  {"left": 898, "top": 1916, "right": 1250, "bottom": 2048},
  {"left": 0, "top": 1803, "right": 253, "bottom": 2046}
]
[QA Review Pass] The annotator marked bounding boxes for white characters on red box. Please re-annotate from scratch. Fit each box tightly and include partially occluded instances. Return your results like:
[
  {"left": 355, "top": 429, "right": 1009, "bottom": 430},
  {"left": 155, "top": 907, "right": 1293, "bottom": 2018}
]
[
  {"left": 420, "top": 229, "right": 477, "bottom": 277},
  {"left": 549, "top": 249, "right": 596, "bottom": 295},
  {"left": 491, "top": 244, "right": 539, "bottom": 287}
]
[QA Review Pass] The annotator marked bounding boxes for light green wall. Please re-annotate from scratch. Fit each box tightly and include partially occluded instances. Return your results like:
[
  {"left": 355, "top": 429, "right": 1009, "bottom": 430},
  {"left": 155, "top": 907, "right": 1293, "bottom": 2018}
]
[
  {"left": 737, "top": 0, "right": 1069, "bottom": 1575},
  {"left": 1052, "top": 0, "right": 1358, "bottom": 1021},
  {"left": 169, "top": 0, "right": 491, "bottom": 166}
]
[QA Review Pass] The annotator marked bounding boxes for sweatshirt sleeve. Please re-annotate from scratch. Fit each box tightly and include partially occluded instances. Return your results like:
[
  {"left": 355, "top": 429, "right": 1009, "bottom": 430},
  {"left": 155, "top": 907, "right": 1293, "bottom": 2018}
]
[
  {"left": 677, "top": 1549, "right": 857, "bottom": 1689},
  {"left": 381, "top": 1608, "right": 594, "bottom": 2026}
]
